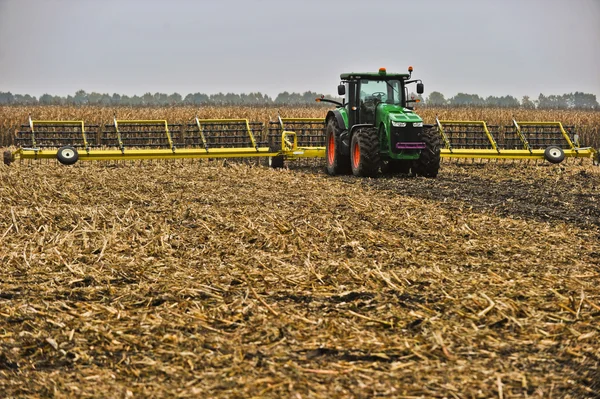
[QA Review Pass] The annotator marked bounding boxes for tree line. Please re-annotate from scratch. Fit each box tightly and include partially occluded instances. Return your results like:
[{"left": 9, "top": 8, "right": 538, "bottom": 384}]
[
  {"left": 0, "top": 90, "right": 598, "bottom": 109},
  {"left": 425, "top": 91, "right": 598, "bottom": 109},
  {"left": 0, "top": 90, "right": 332, "bottom": 106}
]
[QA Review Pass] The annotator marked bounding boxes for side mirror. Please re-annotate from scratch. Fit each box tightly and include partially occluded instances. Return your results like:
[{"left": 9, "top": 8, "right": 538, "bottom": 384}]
[
  {"left": 416, "top": 83, "right": 424, "bottom": 94},
  {"left": 338, "top": 84, "right": 345, "bottom": 96}
]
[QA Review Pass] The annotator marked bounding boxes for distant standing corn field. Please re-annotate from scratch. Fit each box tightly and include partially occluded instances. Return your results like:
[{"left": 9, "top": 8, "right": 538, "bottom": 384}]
[{"left": 1, "top": 105, "right": 599, "bottom": 149}]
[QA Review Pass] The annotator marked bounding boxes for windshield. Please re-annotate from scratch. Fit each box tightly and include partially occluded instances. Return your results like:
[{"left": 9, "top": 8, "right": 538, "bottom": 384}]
[{"left": 359, "top": 79, "right": 402, "bottom": 105}]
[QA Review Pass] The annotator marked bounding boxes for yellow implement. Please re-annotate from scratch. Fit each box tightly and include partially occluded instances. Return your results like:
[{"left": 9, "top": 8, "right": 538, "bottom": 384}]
[
  {"left": 276, "top": 117, "right": 325, "bottom": 159},
  {"left": 5, "top": 116, "right": 597, "bottom": 165}
]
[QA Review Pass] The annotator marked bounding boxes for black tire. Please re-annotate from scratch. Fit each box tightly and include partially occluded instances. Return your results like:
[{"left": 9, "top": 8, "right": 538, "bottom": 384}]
[
  {"left": 267, "top": 145, "right": 284, "bottom": 168},
  {"left": 382, "top": 159, "right": 411, "bottom": 175},
  {"left": 350, "top": 127, "right": 380, "bottom": 177},
  {"left": 413, "top": 127, "right": 441, "bottom": 178},
  {"left": 57, "top": 146, "right": 79, "bottom": 165},
  {"left": 325, "top": 118, "right": 350, "bottom": 175},
  {"left": 544, "top": 146, "right": 565, "bottom": 164},
  {"left": 3, "top": 150, "right": 12, "bottom": 166},
  {"left": 268, "top": 155, "right": 284, "bottom": 169}
]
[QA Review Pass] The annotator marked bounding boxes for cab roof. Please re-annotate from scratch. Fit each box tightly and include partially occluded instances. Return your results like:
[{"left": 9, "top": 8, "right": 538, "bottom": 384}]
[{"left": 340, "top": 71, "right": 410, "bottom": 80}]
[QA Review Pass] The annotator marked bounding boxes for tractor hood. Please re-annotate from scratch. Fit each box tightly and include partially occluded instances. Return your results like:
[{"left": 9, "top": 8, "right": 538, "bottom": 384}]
[{"left": 388, "top": 109, "right": 423, "bottom": 124}]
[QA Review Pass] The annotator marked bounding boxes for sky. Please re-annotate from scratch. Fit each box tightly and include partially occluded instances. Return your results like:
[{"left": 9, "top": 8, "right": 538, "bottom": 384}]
[{"left": 0, "top": 0, "right": 598, "bottom": 100}]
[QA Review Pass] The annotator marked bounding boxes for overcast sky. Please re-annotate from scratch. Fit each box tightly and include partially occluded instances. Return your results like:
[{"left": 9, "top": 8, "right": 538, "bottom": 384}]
[{"left": 0, "top": 0, "right": 598, "bottom": 99}]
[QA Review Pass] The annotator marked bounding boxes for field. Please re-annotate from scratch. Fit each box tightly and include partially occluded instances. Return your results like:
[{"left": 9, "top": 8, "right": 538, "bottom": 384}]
[{"left": 1, "top": 106, "right": 599, "bottom": 398}]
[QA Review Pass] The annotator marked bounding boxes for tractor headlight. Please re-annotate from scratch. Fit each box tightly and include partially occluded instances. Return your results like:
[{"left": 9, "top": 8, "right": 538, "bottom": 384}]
[
  {"left": 392, "top": 121, "right": 407, "bottom": 127},
  {"left": 413, "top": 122, "right": 424, "bottom": 128}
]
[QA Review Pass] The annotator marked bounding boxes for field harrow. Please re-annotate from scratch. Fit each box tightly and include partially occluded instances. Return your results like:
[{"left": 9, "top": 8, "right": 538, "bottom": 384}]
[{"left": 3, "top": 115, "right": 597, "bottom": 166}]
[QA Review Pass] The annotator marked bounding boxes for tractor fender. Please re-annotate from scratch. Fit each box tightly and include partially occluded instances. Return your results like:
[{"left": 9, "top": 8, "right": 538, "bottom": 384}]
[
  {"left": 349, "top": 124, "right": 374, "bottom": 137},
  {"left": 326, "top": 110, "right": 346, "bottom": 131}
]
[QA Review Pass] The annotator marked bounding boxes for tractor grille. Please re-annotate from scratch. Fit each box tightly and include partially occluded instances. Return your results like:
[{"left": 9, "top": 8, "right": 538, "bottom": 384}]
[{"left": 390, "top": 126, "right": 422, "bottom": 153}]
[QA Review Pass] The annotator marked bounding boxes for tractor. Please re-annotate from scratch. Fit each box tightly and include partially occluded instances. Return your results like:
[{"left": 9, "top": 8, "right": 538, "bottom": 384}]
[{"left": 319, "top": 67, "right": 440, "bottom": 178}]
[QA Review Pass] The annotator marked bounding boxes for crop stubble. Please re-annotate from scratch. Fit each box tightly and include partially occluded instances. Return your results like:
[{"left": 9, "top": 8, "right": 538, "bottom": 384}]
[{"left": 0, "top": 160, "right": 599, "bottom": 398}]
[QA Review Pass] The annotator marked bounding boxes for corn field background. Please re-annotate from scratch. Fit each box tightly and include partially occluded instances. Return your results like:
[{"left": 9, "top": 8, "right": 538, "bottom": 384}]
[{"left": 1, "top": 105, "right": 599, "bottom": 149}]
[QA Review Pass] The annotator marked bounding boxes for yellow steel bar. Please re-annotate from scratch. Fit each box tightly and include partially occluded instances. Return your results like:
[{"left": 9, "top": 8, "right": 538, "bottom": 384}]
[
  {"left": 194, "top": 117, "right": 209, "bottom": 152},
  {"left": 512, "top": 118, "right": 532, "bottom": 152},
  {"left": 281, "top": 131, "right": 297, "bottom": 151},
  {"left": 280, "top": 147, "right": 325, "bottom": 158},
  {"left": 280, "top": 118, "right": 325, "bottom": 123},
  {"left": 244, "top": 119, "right": 258, "bottom": 150},
  {"left": 437, "top": 120, "right": 490, "bottom": 124},
  {"left": 114, "top": 120, "right": 170, "bottom": 124},
  {"left": 28, "top": 115, "right": 37, "bottom": 149},
  {"left": 15, "top": 146, "right": 596, "bottom": 162},
  {"left": 113, "top": 116, "right": 125, "bottom": 153},
  {"left": 440, "top": 148, "right": 596, "bottom": 159},
  {"left": 481, "top": 122, "right": 499, "bottom": 152},
  {"left": 196, "top": 118, "right": 250, "bottom": 123},
  {"left": 163, "top": 120, "right": 175, "bottom": 151},
  {"left": 76, "top": 121, "right": 89, "bottom": 153},
  {"left": 435, "top": 117, "right": 452, "bottom": 151},
  {"left": 16, "top": 147, "right": 275, "bottom": 161},
  {"left": 30, "top": 120, "right": 86, "bottom": 124}
]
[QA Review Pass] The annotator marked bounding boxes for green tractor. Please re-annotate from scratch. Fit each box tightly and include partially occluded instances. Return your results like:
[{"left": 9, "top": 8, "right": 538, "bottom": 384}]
[{"left": 319, "top": 66, "right": 440, "bottom": 178}]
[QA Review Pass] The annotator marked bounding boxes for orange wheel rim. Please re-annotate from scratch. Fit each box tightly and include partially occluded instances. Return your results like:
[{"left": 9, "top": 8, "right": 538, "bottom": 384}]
[
  {"left": 352, "top": 141, "right": 360, "bottom": 169},
  {"left": 327, "top": 133, "right": 335, "bottom": 165}
]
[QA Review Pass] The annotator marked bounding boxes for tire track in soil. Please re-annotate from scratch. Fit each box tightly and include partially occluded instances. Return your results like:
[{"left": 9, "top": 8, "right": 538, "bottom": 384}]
[{"left": 341, "top": 165, "right": 600, "bottom": 229}]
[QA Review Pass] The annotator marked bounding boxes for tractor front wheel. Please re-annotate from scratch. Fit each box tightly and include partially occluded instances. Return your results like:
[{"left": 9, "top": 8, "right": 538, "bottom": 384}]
[
  {"left": 350, "top": 127, "right": 380, "bottom": 177},
  {"left": 413, "top": 127, "right": 441, "bottom": 178},
  {"left": 325, "top": 118, "right": 350, "bottom": 175}
]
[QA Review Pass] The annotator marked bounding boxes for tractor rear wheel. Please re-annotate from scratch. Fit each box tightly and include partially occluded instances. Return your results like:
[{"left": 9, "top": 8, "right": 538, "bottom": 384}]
[
  {"left": 350, "top": 127, "right": 380, "bottom": 177},
  {"left": 325, "top": 118, "right": 350, "bottom": 175},
  {"left": 413, "top": 127, "right": 441, "bottom": 178}
]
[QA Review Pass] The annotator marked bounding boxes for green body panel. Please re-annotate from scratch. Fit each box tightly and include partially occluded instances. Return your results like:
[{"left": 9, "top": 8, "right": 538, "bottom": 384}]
[
  {"left": 331, "top": 69, "right": 426, "bottom": 161},
  {"left": 378, "top": 104, "right": 423, "bottom": 160},
  {"left": 334, "top": 103, "right": 423, "bottom": 161},
  {"left": 338, "top": 107, "right": 349, "bottom": 129}
]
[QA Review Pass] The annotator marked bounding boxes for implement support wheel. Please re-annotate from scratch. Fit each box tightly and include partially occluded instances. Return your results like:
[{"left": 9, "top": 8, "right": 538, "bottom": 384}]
[
  {"left": 57, "top": 146, "right": 79, "bottom": 165},
  {"left": 544, "top": 146, "right": 565, "bottom": 164},
  {"left": 350, "top": 127, "right": 380, "bottom": 177},
  {"left": 325, "top": 118, "right": 350, "bottom": 175},
  {"left": 413, "top": 127, "right": 441, "bottom": 178},
  {"left": 3, "top": 150, "right": 13, "bottom": 166},
  {"left": 268, "top": 146, "right": 284, "bottom": 169}
]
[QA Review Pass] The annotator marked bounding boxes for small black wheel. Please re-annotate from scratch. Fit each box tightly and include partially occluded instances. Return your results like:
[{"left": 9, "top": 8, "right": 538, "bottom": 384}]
[
  {"left": 268, "top": 154, "right": 284, "bottom": 169},
  {"left": 57, "top": 146, "right": 79, "bottom": 165},
  {"left": 267, "top": 145, "right": 284, "bottom": 168},
  {"left": 544, "top": 146, "right": 565, "bottom": 164},
  {"left": 3, "top": 150, "right": 13, "bottom": 166}
]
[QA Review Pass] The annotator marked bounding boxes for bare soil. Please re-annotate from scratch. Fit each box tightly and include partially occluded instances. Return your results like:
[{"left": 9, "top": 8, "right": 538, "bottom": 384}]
[{"left": 1, "top": 160, "right": 599, "bottom": 398}]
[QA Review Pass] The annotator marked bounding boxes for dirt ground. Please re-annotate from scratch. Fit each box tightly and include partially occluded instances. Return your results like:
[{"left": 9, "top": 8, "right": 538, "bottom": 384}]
[{"left": 0, "top": 160, "right": 599, "bottom": 398}]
